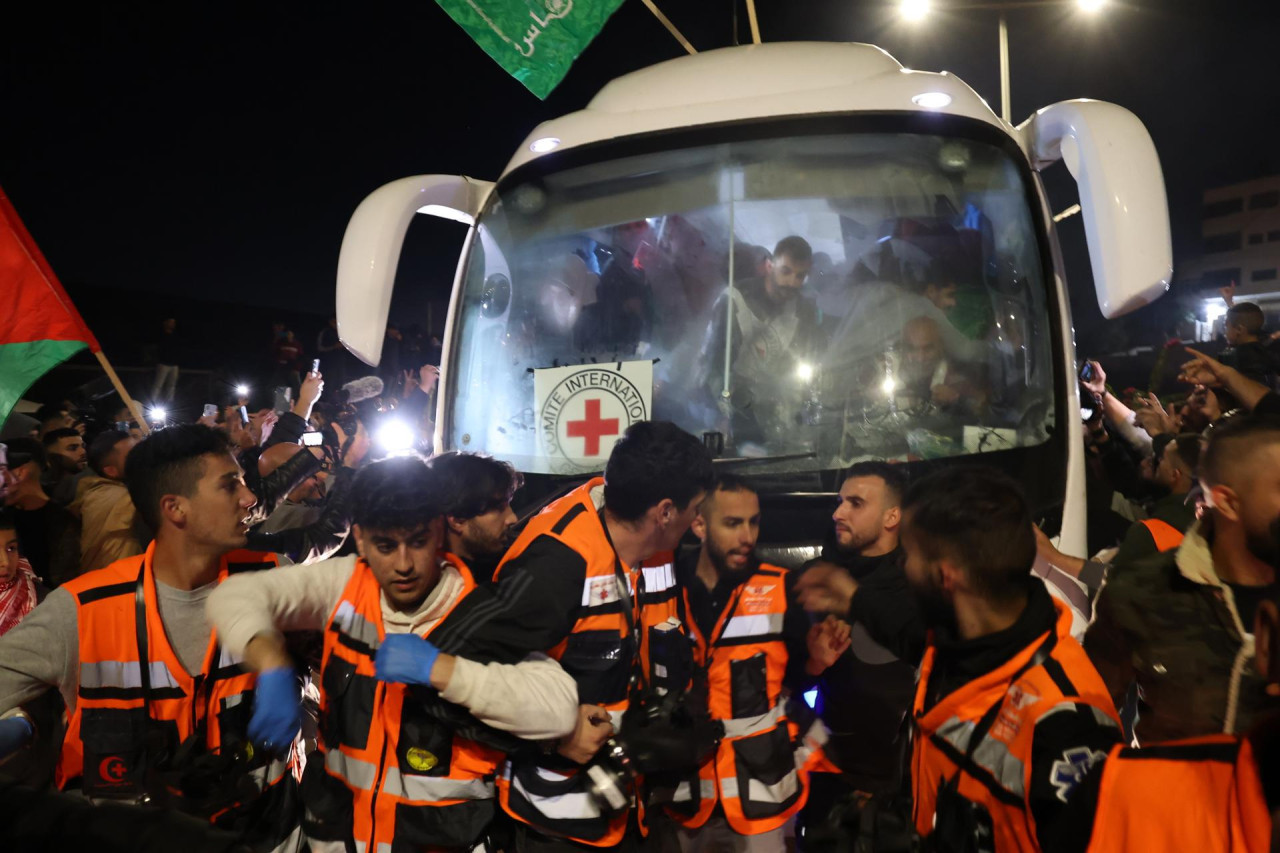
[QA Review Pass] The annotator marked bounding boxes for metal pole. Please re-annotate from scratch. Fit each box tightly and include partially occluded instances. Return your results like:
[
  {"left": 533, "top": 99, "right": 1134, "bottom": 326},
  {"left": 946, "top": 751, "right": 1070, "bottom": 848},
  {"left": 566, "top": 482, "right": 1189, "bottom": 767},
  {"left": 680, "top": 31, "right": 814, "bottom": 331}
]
[
  {"left": 94, "top": 350, "right": 151, "bottom": 435},
  {"left": 998, "top": 11, "right": 1011, "bottom": 123},
  {"left": 723, "top": 191, "right": 736, "bottom": 401},
  {"left": 640, "top": 0, "right": 697, "bottom": 54},
  {"left": 745, "top": 0, "right": 762, "bottom": 44}
]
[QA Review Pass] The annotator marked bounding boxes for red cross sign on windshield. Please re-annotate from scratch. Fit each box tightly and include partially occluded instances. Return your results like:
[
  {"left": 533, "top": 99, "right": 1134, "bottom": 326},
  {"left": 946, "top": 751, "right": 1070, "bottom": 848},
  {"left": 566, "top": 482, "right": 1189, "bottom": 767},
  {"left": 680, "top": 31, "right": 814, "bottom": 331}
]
[{"left": 565, "top": 398, "right": 620, "bottom": 456}]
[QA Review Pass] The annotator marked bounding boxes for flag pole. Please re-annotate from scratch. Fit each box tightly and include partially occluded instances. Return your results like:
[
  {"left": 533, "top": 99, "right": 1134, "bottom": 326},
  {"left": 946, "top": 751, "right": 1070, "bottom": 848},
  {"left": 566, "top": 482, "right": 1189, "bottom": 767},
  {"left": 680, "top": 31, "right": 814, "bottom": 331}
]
[
  {"left": 745, "top": 0, "right": 761, "bottom": 43},
  {"left": 94, "top": 350, "right": 151, "bottom": 435},
  {"left": 640, "top": 0, "right": 697, "bottom": 54}
]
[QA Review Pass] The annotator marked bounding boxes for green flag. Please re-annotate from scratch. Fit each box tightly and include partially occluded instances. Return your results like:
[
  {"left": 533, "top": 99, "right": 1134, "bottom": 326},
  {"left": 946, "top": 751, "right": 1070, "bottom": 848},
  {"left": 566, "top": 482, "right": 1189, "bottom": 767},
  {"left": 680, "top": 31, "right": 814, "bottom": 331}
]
[{"left": 435, "top": 0, "right": 626, "bottom": 99}]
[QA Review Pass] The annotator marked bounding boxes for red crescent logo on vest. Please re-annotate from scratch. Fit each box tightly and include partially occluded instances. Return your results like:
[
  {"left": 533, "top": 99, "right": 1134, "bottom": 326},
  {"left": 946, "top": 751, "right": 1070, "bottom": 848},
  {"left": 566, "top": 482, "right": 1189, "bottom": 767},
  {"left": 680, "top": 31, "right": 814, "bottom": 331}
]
[{"left": 99, "top": 756, "right": 129, "bottom": 784}]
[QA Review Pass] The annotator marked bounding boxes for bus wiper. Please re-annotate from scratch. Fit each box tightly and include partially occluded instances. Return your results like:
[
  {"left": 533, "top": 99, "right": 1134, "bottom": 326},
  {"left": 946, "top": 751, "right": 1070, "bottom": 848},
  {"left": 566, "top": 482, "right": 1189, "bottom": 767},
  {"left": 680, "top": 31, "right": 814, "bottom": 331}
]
[{"left": 712, "top": 452, "right": 818, "bottom": 466}]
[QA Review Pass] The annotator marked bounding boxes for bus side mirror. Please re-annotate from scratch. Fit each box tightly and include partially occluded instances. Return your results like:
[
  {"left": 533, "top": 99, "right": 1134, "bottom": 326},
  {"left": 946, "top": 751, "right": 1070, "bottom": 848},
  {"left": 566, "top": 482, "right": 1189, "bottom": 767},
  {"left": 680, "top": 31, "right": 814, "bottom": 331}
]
[
  {"left": 336, "top": 175, "right": 493, "bottom": 365},
  {"left": 1021, "top": 100, "right": 1173, "bottom": 319}
]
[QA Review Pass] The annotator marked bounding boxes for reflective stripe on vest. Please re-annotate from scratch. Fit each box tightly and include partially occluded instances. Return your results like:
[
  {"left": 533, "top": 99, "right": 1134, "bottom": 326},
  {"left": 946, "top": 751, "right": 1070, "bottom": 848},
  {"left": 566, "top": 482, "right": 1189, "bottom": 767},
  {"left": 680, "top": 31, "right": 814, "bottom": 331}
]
[
  {"left": 56, "top": 543, "right": 291, "bottom": 838},
  {"left": 319, "top": 556, "right": 500, "bottom": 853},
  {"left": 665, "top": 564, "right": 819, "bottom": 835},
  {"left": 1139, "top": 518, "right": 1184, "bottom": 552},
  {"left": 912, "top": 600, "right": 1121, "bottom": 851},
  {"left": 506, "top": 764, "right": 605, "bottom": 821},
  {"left": 79, "top": 660, "right": 182, "bottom": 693},
  {"left": 493, "top": 479, "right": 686, "bottom": 847}
]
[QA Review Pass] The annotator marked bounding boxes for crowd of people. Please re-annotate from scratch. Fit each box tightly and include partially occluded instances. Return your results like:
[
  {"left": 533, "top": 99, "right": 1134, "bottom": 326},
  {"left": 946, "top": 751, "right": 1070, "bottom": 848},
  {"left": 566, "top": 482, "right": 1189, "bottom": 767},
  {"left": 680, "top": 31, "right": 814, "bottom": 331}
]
[{"left": 0, "top": 300, "right": 1277, "bottom": 853}]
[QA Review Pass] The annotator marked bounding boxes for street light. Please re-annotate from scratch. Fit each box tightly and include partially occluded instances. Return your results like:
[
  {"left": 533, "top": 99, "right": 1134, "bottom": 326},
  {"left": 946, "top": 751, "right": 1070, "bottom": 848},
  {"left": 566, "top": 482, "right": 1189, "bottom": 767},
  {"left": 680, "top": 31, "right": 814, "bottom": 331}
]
[
  {"left": 895, "top": 0, "right": 1109, "bottom": 123},
  {"left": 900, "top": 0, "right": 931, "bottom": 22}
]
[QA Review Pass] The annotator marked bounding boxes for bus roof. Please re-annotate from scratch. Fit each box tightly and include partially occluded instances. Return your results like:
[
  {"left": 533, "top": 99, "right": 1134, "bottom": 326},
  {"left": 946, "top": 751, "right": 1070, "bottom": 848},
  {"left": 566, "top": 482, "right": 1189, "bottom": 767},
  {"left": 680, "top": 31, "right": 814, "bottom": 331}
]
[{"left": 502, "top": 41, "right": 1011, "bottom": 177}]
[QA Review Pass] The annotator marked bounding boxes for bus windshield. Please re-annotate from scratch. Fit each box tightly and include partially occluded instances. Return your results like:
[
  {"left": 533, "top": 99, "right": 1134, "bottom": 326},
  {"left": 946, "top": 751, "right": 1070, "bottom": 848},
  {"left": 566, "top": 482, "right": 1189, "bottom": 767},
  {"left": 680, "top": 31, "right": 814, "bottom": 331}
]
[{"left": 445, "top": 127, "right": 1057, "bottom": 482}]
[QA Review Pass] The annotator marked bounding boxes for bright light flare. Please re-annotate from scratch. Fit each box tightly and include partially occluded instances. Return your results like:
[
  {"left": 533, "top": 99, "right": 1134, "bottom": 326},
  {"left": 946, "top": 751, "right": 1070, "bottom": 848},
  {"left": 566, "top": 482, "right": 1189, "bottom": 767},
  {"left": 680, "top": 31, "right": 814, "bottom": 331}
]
[
  {"left": 1077, "top": 0, "right": 1106, "bottom": 12},
  {"left": 912, "top": 92, "right": 953, "bottom": 109},
  {"left": 882, "top": 376, "right": 897, "bottom": 396},
  {"left": 529, "top": 136, "right": 561, "bottom": 153},
  {"left": 149, "top": 407, "right": 167, "bottom": 423},
  {"left": 1205, "top": 300, "right": 1228, "bottom": 323},
  {"left": 235, "top": 384, "right": 250, "bottom": 397},
  {"left": 795, "top": 362, "right": 815, "bottom": 382},
  {"left": 899, "top": 0, "right": 931, "bottom": 22},
  {"left": 376, "top": 419, "right": 416, "bottom": 453}
]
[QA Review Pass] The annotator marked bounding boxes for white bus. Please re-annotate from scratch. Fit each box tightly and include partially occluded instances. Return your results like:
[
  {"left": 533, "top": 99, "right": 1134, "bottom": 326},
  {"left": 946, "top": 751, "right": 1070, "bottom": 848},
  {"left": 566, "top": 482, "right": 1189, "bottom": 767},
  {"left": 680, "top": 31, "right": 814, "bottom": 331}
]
[{"left": 334, "top": 41, "right": 1171, "bottom": 575}]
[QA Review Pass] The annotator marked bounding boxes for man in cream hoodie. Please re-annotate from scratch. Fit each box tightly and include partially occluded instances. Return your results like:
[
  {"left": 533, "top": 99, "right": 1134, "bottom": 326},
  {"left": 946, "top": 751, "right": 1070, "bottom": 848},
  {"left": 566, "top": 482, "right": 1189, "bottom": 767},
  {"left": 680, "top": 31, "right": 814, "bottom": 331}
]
[{"left": 208, "top": 454, "right": 585, "bottom": 852}]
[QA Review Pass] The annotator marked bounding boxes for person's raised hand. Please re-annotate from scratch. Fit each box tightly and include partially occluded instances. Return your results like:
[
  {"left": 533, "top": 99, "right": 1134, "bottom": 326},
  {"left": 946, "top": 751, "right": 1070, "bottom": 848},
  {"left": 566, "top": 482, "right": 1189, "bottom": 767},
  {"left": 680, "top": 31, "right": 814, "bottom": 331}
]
[
  {"left": 419, "top": 365, "right": 441, "bottom": 396},
  {"left": 1133, "top": 393, "right": 1174, "bottom": 437},
  {"left": 794, "top": 562, "right": 857, "bottom": 617},
  {"left": 298, "top": 371, "right": 324, "bottom": 409},
  {"left": 1219, "top": 281, "right": 1236, "bottom": 307},
  {"left": 1179, "top": 348, "right": 1229, "bottom": 387},
  {"left": 341, "top": 420, "right": 371, "bottom": 468},
  {"left": 805, "top": 615, "right": 853, "bottom": 675},
  {"left": 1081, "top": 360, "right": 1106, "bottom": 398}
]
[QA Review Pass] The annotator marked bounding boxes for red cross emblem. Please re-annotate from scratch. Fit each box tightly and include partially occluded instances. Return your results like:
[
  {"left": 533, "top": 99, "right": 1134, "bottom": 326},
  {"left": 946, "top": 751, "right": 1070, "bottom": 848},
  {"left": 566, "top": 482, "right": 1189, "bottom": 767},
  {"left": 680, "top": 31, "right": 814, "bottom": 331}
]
[{"left": 565, "top": 398, "right": 620, "bottom": 456}]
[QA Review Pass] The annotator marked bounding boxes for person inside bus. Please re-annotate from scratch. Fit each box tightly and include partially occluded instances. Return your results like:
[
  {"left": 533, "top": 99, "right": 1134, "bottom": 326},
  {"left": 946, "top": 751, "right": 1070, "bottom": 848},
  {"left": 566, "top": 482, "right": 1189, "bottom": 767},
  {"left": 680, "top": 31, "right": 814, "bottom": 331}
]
[
  {"left": 698, "top": 235, "right": 824, "bottom": 449},
  {"left": 822, "top": 238, "right": 988, "bottom": 387},
  {"left": 573, "top": 234, "right": 655, "bottom": 357},
  {"left": 894, "top": 315, "right": 989, "bottom": 418}
]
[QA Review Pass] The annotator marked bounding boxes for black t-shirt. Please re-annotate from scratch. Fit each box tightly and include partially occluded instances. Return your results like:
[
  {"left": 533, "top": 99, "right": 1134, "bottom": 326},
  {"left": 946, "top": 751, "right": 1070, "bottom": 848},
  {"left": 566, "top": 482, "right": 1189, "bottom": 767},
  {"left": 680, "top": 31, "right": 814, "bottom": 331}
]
[{"left": 1227, "top": 581, "right": 1280, "bottom": 633}]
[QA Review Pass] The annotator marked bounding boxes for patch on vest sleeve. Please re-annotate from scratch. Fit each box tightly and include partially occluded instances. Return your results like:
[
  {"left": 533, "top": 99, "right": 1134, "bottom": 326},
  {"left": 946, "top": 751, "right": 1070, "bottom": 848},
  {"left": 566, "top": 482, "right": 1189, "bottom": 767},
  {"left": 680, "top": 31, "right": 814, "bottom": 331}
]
[{"left": 1049, "top": 746, "right": 1106, "bottom": 803}]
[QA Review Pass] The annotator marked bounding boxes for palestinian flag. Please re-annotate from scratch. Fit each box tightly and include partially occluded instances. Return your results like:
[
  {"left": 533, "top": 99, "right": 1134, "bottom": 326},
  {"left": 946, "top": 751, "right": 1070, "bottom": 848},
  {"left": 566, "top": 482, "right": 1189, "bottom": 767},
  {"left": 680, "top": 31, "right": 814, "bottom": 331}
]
[{"left": 0, "top": 186, "right": 100, "bottom": 427}]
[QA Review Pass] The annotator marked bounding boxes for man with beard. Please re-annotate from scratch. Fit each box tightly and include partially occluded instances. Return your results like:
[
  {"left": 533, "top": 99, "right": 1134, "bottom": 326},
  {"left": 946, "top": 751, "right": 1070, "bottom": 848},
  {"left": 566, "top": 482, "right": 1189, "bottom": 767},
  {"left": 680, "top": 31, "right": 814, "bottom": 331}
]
[
  {"left": 428, "top": 451, "right": 522, "bottom": 584},
  {"left": 1086, "top": 415, "right": 1280, "bottom": 744},
  {"left": 41, "top": 427, "right": 88, "bottom": 506},
  {"left": 902, "top": 466, "right": 1121, "bottom": 853},
  {"left": 665, "top": 474, "right": 839, "bottom": 853},
  {"left": 896, "top": 316, "right": 987, "bottom": 416},
  {"left": 793, "top": 463, "right": 922, "bottom": 849},
  {"left": 1109, "top": 433, "right": 1200, "bottom": 568},
  {"left": 699, "top": 236, "right": 823, "bottom": 448}
]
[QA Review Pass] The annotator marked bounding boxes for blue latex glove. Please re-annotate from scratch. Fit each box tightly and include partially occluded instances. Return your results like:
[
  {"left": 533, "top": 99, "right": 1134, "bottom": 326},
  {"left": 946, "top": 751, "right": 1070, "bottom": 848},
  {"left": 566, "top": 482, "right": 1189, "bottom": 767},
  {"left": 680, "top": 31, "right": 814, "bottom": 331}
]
[
  {"left": 375, "top": 633, "right": 441, "bottom": 686},
  {"left": 0, "top": 716, "right": 34, "bottom": 759},
  {"left": 247, "top": 667, "right": 301, "bottom": 754}
]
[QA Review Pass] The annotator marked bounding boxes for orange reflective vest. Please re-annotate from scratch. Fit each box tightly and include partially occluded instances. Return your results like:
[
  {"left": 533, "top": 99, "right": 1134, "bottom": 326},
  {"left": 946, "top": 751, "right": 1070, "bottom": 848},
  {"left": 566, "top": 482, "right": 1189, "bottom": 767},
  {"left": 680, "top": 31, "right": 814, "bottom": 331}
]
[
  {"left": 660, "top": 564, "right": 828, "bottom": 835},
  {"left": 494, "top": 478, "right": 687, "bottom": 847},
  {"left": 57, "top": 543, "right": 294, "bottom": 840},
  {"left": 317, "top": 555, "right": 504, "bottom": 852},
  {"left": 912, "top": 600, "right": 1120, "bottom": 853},
  {"left": 1084, "top": 736, "right": 1272, "bottom": 853},
  {"left": 1138, "top": 518, "right": 1184, "bottom": 552}
]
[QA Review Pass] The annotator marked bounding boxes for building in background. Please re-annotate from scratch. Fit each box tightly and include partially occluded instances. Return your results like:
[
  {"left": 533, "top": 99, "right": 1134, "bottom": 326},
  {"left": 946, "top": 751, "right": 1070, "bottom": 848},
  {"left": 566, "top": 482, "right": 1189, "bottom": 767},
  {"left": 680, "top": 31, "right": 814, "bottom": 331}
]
[{"left": 1178, "top": 176, "right": 1280, "bottom": 335}]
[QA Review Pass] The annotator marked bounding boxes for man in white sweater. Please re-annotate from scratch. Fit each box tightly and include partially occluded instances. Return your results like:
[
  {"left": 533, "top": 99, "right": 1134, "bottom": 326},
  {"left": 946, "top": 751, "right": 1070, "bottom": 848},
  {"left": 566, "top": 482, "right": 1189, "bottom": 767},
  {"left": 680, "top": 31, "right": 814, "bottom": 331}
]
[{"left": 207, "top": 454, "right": 581, "bottom": 852}]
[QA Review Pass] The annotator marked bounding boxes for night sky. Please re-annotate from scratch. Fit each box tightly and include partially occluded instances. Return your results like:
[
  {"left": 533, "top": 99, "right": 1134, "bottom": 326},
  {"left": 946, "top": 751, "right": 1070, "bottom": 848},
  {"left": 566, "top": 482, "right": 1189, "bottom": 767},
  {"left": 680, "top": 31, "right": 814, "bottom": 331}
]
[{"left": 4, "top": 1, "right": 1280, "bottom": 350}]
